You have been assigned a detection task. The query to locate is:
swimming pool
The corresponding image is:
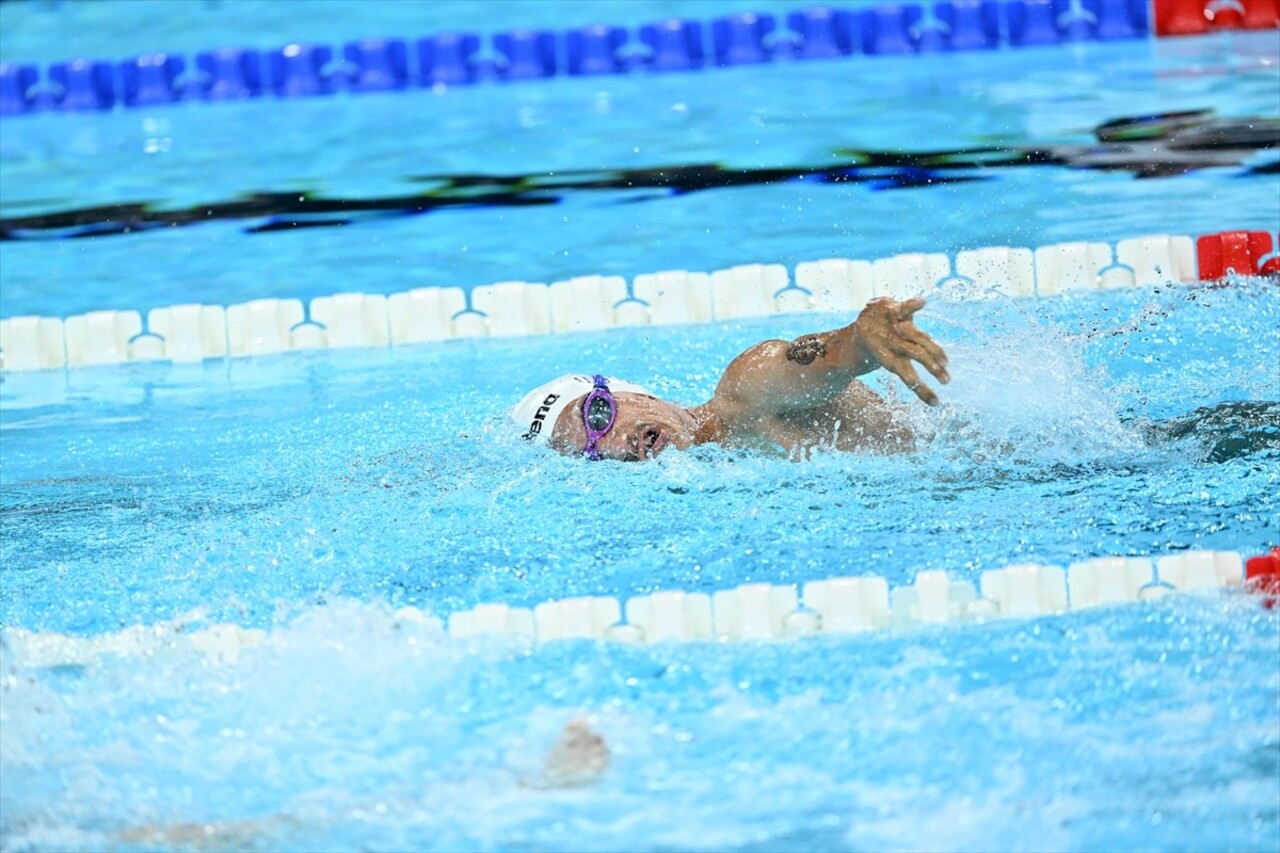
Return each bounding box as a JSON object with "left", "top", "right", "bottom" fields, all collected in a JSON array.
[{"left": 2, "top": 1, "right": 1279, "bottom": 850}]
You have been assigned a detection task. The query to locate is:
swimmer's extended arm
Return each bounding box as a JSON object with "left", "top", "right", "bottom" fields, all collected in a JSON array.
[{"left": 711, "top": 297, "right": 950, "bottom": 417}]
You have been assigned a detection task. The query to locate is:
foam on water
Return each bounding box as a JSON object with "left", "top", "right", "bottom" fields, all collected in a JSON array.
[{"left": 910, "top": 292, "right": 1141, "bottom": 468}]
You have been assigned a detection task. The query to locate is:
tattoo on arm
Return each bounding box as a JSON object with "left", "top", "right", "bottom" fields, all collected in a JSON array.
[{"left": 785, "top": 335, "right": 827, "bottom": 366}]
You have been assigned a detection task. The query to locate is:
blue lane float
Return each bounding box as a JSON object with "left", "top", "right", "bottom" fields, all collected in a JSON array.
[
  {"left": 344, "top": 38, "right": 410, "bottom": 92},
  {"left": 0, "top": 63, "right": 38, "bottom": 114},
  {"left": 640, "top": 18, "right": 706, "bottom": 71},
  {"left": 786, "top": 7, "right": 857, "bottom": 58},
  {"left": 862, "top": 5, "right": 917, "bottom": 55},
  {"left": 495, "top": 29, "right": 558, "bottom": 79},
  {"left": 196, "top": 48, "right": 264, "bottom": 100},
  {"left": 1009, "top": 0, "right": 1063, "bottom": 45},
  {"left": 268, "top": 44, "right": 334, "bottom": 98},
  {"left": 0, "top": 0, "right": 1159, "bottom": 116},
  {"left": 418, "top": 33, "right": 481, "bottom": 87},
  {"left": 937, "top": 1, "right": 1002, "bottom": 50},
  {"left": 566, "top": 24, "right": 629, "bottom": 76},
  {"left": 47, "top": 58, "right": 116, "bottom": 111},
  {"left": 712, "top": 12, "right": 776, "bottom": 66},
  {"left": 120, "top": 53, "right": 184, "bottom": 106}
]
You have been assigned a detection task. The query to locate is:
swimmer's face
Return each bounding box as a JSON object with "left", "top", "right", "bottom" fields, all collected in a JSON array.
[{"left": 549, "top": 393, "right": 697, "bottom": 461}]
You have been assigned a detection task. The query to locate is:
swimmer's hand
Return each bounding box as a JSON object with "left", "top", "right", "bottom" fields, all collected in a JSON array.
[
  {"left": 708, "top": 296, "right": 950, "bottom": 426},
  {"left": 851, "top": 297, "right": 950, "bottom": 406},
  {"left": 518, "top": 717, "right": 611, "bottom": 790}
]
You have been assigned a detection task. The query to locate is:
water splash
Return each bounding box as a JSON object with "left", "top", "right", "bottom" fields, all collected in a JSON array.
[{"left": 908, "top": 293, "right": 1143, "bottom": 470}]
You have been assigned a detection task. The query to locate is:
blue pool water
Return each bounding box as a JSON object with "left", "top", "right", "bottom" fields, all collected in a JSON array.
[
  {"left": 2, "top": 2, "right": 1279, "bottom": 851},
  {"left": 2, "top": 16, "right": 1277, "bottom": 316}
]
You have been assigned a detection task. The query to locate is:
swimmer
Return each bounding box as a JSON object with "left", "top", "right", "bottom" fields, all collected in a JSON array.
[
  {"left": 513, "top": 296, "right": 950, "bottom": 461},
  {"left": 114, "top": 817, "right": 280, "bottom": 850},
  {"left": 521, "top": 716, "right": 612, "bottom": 789},
  {"left": 108, "top": 717, "right": 611, "bottom": 847}
]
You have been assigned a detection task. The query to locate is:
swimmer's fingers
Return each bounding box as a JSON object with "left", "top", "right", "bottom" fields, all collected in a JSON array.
[
  {"left": 855, "top": 298, "right": 947, "bottom": 396},
  {"left": 894, "top": 296, "right": 927, "bottom": 321},
  {"left": 896, "top": 327, "right": 950, "bottom": 384},
  {"left": 887, "top": 296, "right": 949, "bottom": 384},
  {"left": 882, "top": 355, "right": 939, "bottom": 406}
]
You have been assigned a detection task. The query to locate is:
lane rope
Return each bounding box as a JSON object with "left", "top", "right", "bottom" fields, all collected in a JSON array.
[
  {"left": 2, "top": 228, "right": 1276, "bottom": 375},
  {"left": 0, "top": 0, "right": 1194, "bottom": 117},
  {"left": 4, "top": 548, "right": 1276, "bottom": 669}
]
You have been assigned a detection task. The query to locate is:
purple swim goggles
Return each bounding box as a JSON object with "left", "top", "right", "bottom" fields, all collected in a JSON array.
[{"left": 581, "top": 375, "right": 617, "bottom": 460}]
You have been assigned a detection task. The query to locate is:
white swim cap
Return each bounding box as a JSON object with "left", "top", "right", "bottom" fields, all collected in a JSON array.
[{"left": 513, "top": 374, "right": 649, "bottom": 443}]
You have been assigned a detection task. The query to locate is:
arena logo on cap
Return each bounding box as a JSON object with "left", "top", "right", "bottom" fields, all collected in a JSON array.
[{"left": 524, "top": 393, "right": 560, "bottom": 440}]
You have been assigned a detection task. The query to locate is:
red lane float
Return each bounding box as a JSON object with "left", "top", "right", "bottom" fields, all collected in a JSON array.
[
  {"left": 1240, "top": 0, "right": 1280, "bottom": 28},
  {"left": 1156, "top": 0, "right": 1280, "bottom": 34},
  {"left": 1245, "top": 547, "right": 1280, "bottom": 608},
  {"left": 1156, "top": 0, "right": 1212, "bottom": 34},
  {"left": 1196, "top": 230, "right": 1276, "bottom": 279}
]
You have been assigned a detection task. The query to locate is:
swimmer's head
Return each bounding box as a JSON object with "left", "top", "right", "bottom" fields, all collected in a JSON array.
[{"left": 513, "top": 374, "right": 698, "bottom": 461}]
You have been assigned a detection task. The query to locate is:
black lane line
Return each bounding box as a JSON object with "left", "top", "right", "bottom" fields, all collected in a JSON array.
[{"left": 2, "top": 113, "right": 1275, "bottom": 242}]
